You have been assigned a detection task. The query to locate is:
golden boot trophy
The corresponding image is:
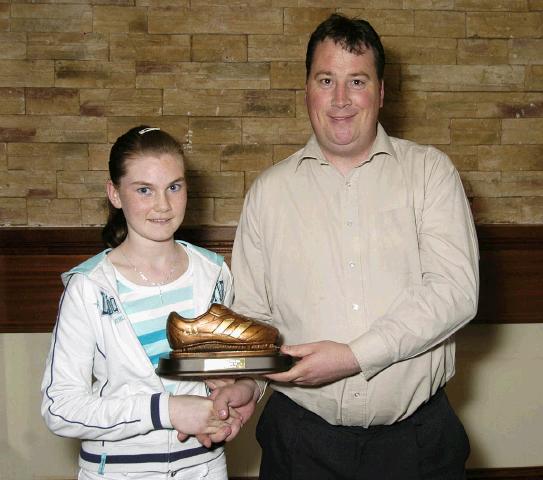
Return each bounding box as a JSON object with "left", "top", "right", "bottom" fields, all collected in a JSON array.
[{"left": 156, "top": 304, "right": 292, "bottom": 377}]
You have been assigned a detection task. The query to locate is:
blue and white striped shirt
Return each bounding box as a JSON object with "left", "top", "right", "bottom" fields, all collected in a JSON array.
[{"left": 115, "top": 253, "right": 195, "bottom": 394}]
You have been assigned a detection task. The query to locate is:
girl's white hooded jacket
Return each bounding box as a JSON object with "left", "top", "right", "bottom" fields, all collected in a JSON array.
[{"left": 41, "top": 241, "right": 233, "bottom": 475}]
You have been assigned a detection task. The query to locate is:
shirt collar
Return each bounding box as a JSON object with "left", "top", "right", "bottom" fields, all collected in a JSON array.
[{"left": 296, "top": 123, "right": 396, "bottom": 171}]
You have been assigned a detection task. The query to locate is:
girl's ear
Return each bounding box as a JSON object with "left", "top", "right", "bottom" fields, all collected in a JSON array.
[{"left": 106, "top": 180, "right": 122, "bottom": 209}]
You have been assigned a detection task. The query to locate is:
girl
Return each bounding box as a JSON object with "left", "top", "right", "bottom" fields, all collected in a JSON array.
[{"left": 41, "top": 126, "right": 260, "bottom": 480}]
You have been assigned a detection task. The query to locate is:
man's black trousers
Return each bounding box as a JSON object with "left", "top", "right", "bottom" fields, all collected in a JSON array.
[{"left": 257, "top": 388, "right": 470, "bottom": 480}]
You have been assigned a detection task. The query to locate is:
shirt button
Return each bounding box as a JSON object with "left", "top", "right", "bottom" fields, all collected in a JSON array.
[
  {"left": 346, "top": 182, "right": 352, "bottom": 188},
  {"left": 354, "top": 392, "right": 360, "bottom": 398},
  {"left": 347, "top": 220, "right": 353, "bottom": 227},
  {"left": 348, "top": 261, "right": 355, "bottom": 268},
  {"left": 352, "top": 303, "right": 359, "bottom": 311}
]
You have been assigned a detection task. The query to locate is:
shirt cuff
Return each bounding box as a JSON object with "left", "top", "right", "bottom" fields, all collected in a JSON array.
[
  {"left": 151, "top": 392, "right": 172, "bottom": 430},
  {"left": 349, "top": 328, "right": 393, "bottom": 381}
]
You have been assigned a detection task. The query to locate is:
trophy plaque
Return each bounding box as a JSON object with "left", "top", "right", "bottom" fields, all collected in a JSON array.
[{"left": 156, "top": 304, "right": 292, "bottom": 378}]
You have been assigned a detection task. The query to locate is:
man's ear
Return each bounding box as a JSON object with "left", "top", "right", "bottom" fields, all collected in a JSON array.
[
  {"left": 106, "top": 180, "right": 122, "bottom": 209},
  {"left": 379, "top": 79, "right": 384, "bottom": 108}
]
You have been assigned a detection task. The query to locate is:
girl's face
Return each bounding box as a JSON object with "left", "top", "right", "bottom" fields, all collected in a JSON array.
[{"left": 107, "top": 152, "right": 187, "bottom": 245}]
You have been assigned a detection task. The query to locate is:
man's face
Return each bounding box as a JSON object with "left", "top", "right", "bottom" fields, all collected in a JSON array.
[{"left": 305, "top": 38, "right": 384, "bottom": 166}]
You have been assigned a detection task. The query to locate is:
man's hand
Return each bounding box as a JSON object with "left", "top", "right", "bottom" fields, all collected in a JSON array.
[
  {"left": 204, "top": 377, "right": 235, "bottom": 391},
  {"left": 202, "top": 378, "right": 260, "bottom": 442},
  {"left": 210, "top": 378, "right": 260, "bottom": 421},
  {"left": 265, "top": 341, "right": 361, "bottom": 386}
]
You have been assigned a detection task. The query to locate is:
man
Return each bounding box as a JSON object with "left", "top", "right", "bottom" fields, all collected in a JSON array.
[{"left": 231, "top": 13, "right": 479, "bottom": 480}]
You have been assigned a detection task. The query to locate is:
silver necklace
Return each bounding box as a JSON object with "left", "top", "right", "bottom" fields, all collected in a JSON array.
[{"left": 119, "top": 246, "right": 178, "bottom": 291}]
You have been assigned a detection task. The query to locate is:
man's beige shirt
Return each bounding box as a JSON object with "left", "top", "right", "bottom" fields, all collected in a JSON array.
[{"left": 232, "top": 124, "right": 479, "bottom": 427}]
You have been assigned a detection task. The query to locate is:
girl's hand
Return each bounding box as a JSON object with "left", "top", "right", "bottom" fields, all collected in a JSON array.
[{"left": 168, "top": 395, "right": 241, "bottom": 448}]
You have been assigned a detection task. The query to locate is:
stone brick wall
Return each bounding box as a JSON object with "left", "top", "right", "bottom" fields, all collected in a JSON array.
[{"left": 0, "top": 1, "right": 542, "bottom": 226}]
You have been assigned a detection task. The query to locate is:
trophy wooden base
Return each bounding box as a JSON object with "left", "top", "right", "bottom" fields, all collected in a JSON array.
[{"left": 156, "top": 351, "right": 293, "bottom": 378}]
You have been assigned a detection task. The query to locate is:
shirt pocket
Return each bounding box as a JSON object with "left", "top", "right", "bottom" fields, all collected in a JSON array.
[{"left": 370, "top": 206, "right": 419, "bottom": 273}]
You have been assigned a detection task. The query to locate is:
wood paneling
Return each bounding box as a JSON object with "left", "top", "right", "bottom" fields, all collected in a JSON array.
[
  {"left": 20, "top": 467, "right": 543, "bottom": 480},
  {"left": 231, "top": 468, "right": 543, "bottom": 480},
  {"left": 0, "top": 225, "right": 542, "bottom": 333},
  {"left": 475, "top": 225, "right": 543, "bottom": 325},
  {"left": 466, "top": 467, "right": 543, "bottom": 479},
  {"left": 0, "top": 226, "right": 234, "bottom": 333}
]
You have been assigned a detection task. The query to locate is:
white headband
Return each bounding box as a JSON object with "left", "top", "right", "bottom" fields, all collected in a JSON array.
[{"left": 138, "top": 127, "right": 160, "bottom": 135}]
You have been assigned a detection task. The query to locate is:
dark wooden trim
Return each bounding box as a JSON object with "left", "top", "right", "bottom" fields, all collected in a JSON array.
[
  {"left": 474, "top": 225, "right": 543, "bottom": 325},
  {"left": 1, "top": 225, "right": 542, "bottom": 333},
  {"left": 476, "top": 224, "right": 543, "bottom": 250},
  {"left": 47, "top": 468, "right": 543, "bottom": 480},
  {"left": 2, "top": 224, "right": 539, "bottom": 253},
  {"left": 466, "top": 466, "right": 543, "bottom": 479},
  {"left": 0, "top": 226, "right": 235, "bottom": 333},
  {"left": 231, "top": 469, "right": 543, "bottom": 480},
  {"left": 0, "top": 226, "right": 235, "bottom": 255}
]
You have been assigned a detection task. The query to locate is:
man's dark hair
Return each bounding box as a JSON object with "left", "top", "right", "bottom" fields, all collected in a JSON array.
[{"left": 306, "top": 13, "right": 385, "bottom": 81}]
